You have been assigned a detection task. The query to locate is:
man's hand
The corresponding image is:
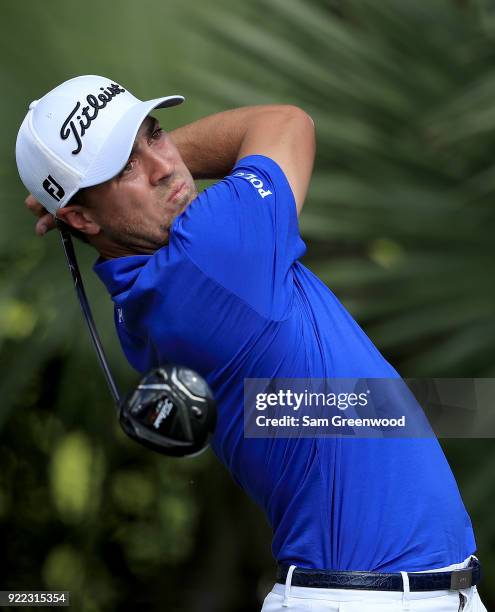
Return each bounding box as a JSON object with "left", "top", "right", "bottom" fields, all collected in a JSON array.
[{"left": 25, "top": 194, "right": 56, "bottom": 235}]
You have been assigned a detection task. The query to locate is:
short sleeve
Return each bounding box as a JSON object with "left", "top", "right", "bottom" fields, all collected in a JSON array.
[{"left": 170, "top": 155, "right": 306, "bottom": 320}]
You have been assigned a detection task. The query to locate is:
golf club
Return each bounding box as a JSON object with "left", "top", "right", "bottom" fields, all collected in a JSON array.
[{"left": 56, "top": 220, "right": 217, "bottom": 457}]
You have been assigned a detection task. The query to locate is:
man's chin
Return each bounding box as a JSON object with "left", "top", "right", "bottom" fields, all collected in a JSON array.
[{"left": 179, "top": 188, "right": 198, "bottom": 214}]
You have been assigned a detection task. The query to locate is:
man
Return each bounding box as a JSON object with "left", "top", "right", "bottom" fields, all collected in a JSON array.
[{"left": 17, "top": 75, "right": 486, "bottom": 611}]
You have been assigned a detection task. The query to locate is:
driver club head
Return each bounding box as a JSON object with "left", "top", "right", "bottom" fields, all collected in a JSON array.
[{"left": 119, "top": 364, "right": 217, "bottom": 457}]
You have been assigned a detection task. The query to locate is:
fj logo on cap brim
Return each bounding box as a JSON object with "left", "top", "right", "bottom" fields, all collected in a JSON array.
[{"left": 42, "top": 174, "right": 65, "bottom": 202}]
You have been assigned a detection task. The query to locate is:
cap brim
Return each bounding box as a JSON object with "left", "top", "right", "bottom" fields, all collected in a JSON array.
[{"left": 79, "top": 95, "right": 184, "bottom": 188}]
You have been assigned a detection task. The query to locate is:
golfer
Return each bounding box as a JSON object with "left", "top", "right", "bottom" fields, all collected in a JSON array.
[{"left": 17, "top": 75, "right": 487, "bottom": 611}]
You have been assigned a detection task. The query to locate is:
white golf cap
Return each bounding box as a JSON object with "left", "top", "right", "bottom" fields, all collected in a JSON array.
[{"left": 15, "top": 75, "right": 184, "bottom": 214}]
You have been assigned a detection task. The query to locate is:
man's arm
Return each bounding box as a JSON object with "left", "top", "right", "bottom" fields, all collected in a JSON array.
[{"left": 169, "top": 105, "right": 315, "bottom": 215}]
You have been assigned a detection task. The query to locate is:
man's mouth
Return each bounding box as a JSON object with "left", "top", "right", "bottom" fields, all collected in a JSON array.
[{"left": 168, "top": 182, "right": 186, "bottom": 202}]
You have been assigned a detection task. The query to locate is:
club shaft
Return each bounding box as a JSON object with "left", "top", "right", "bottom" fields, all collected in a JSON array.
[{"left": 57, "top": 222, "right": 121, "bottom": 408}]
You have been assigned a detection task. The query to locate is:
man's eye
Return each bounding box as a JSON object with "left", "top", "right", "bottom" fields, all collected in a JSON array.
[
  {"left": 119, "top": 159, "right": 135, "bottom": 176},
  {"left": 151, "top": 127, "right": 163, "bottom": 140}
]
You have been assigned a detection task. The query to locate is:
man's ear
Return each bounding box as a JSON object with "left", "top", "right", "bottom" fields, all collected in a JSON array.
[{"left": 56, "top": 205, "right": 101, "bottom": 236}]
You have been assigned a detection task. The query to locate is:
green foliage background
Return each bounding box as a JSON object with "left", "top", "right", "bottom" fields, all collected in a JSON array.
[{"left": 0, "top": 0, "right": 493, "bottom": 610}]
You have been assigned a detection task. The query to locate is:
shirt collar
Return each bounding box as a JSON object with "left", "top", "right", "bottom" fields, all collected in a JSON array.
[{"left": 93, "top": 254, "right": 151, "bottom": 299}]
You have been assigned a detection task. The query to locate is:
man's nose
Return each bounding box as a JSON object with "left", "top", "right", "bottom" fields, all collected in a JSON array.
[{"left": 147, "top": 150, "right": 173, "bottom": 186}]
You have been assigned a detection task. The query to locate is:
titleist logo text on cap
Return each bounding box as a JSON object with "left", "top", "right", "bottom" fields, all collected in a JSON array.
[{"left": 60, "top": 83, "right": 126, "bottom": 155}]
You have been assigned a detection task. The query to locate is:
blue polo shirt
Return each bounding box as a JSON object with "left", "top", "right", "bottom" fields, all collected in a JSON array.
[{"left": 94, "top": 155, "right": 476, "bottom": 572}]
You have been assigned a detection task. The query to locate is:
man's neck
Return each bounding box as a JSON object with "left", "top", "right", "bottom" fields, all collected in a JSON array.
[{"left": 92, "top": 236, "right": 164, "bottom": 260}]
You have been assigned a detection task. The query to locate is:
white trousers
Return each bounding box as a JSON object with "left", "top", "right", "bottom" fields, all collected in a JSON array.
[{"left": 261, "top": 555, "right": 488, "bottom": 611}]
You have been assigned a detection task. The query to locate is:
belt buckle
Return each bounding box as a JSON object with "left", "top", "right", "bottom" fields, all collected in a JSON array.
[{"left": 450, "top": 568, "right": 472, "bottom": 590}]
